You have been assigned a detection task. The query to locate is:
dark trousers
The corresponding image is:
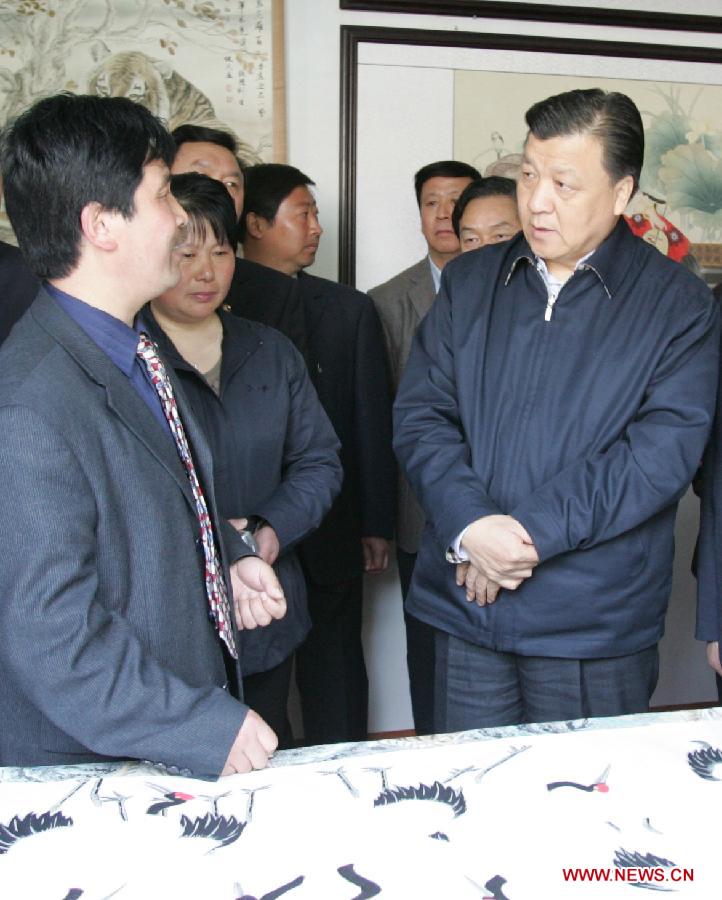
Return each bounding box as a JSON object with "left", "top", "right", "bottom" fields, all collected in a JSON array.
[
  {"left": 295, "top": 574, "right": 368, "bottom": 745},
  {"left": 434, "top": 628, "right": 659, "bottom": 733},
  {"left": 717, "top": 673, "right": 722, "bottom": 703},
  {"left": 397, "top": 547, "right": 436, "bottom": 736},
  {"left": 242, "top": 654, "right": 294, "bottom": 750}
]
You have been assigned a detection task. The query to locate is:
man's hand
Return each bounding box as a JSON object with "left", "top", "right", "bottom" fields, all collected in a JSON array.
[
  {"left": 221, "top": 709, "right": 278, "bottom": 775},
  {"left": 230, "top": 556, "right": 286, "bottom": 630},
  {"left": 362, "top": 536, "right": 389, "bottom": 574},
  {"left": 706, "top": 641, "right": 722, "bottom": 677},
  {"left": 461, "top": 515, "right": 539, "bottom": 590},
  {"left": 255, "top": 525, "right": 280, "bottom": 565},
  {"left": 455, "top": 562, "right": 500, "bottom": 606},
  {"left": 228, "top": 518, "right": 279, "bottom": 565}
]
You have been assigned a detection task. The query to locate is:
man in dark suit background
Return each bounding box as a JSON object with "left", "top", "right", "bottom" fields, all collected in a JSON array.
[
  {"left": 171, "top": 124, "right": 246, "bottom": 217},
  {"left": 0, "top": 239, "right": 39, "bottom": 345},
  {"left": 369, "top": 159, "right": 478, "bottom": 735},
  {"left": 451, "top": 176, "right": 521, "bottom": 253},
  {"left": 1, "top": 175, "right": 40, "bottom": 346},
  {"left": 0, "top": 93, "right": 286, "bottom": 777},
  {"left": 238, "top": 163, "right": 396, "bottom": 744}
]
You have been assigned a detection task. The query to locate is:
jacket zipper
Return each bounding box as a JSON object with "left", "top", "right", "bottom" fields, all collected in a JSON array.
[{"left": 544, "top": 289, "right": 559, "bottom": 322}]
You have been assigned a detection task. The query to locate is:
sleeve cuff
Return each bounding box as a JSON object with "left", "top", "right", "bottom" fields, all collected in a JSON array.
[
  {"left": 219, "top": 518, "right": 256, "bottom": 563},
  {"left": 511, "top": 505, "right": 568, "bottom": 562},
  {"left": 446, "top": 525, "right": 471, "bottom": 563}
]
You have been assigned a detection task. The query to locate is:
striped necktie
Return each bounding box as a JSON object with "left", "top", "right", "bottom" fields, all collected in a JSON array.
[{"left": 136, "top": 332, "right": 237, "bottom": 659}]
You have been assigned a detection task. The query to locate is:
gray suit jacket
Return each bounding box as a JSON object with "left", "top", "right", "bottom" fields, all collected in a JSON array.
[
  {"left": 0, "top": 290, "right": 249, "bottom": 778},
  {"left": 370, "top": 257, "right": 436, "bottom": 553}
]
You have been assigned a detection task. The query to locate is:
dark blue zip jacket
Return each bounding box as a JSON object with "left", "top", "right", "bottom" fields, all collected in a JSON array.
[
  {"left": 143, "top": 308, "right": 342, "bottom": 675},
  {"left": 394, "top": 219, "right": 719, "bottom": 658},
  {"left": 695, "top": 288, "right": 722, "bottom": 648}
]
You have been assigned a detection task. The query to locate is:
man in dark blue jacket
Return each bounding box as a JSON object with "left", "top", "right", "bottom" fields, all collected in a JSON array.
[
  {"left": 395, "top": 88, "right": 720, "bottom": 732},
  {"left": 696, "top": 283, "right": 722, "bottom": 702}
]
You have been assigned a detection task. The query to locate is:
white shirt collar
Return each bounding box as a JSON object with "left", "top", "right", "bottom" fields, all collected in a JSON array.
[
  {"left": 534, "top": 249, "right": 595, "bottom": 292},
  {"left": 428, "top": 256, "right": 442, "bottom": 294}
]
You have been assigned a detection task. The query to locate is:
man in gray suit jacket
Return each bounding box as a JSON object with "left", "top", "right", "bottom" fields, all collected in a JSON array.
[
  {"left": 370, "top": 160, "right": 478, "bottom": 735},
  {"left": 0, "top": 94, "right": 286, "bottom": 778}
]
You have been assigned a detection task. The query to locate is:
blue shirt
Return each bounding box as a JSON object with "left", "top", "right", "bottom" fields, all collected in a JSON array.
[{"left": 45, "top": 284, "right": 171, "bottom": 438}]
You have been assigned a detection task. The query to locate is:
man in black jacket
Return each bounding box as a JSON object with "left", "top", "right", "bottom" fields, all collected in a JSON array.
[
  {"left": 238, "top": 163, "right": 396, "bottom": 744},
  {"left": 0, "top": 239, "right": 40, "bottom": 346}
]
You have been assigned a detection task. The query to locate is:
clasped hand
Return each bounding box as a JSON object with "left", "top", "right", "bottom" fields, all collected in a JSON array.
[
  {"left": 228, "top": 517, "right": 286, "bottom": 629},
  {"left": 229, "top": 556, "right": 286, "bottom": 629},
  {"left": 456, "top": 515, "right": 539, "bottom": 606},
  {"left": 707, "top": 641, "right": 722, "bottom": 677}
]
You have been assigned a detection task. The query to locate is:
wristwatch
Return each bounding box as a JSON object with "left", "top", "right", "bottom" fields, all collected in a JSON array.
[
  {"left": 244, "top": 515, "right": 267, "bottom": 535},
  {"left": 239, "top": 529, "right": 259, "bottom": 555}
]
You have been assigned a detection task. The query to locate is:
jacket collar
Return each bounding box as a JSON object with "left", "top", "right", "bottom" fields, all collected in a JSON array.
[
  {"left": 408, "top": 256, "right": 432, "bottom": 284},
  {"left": 409, "top": 257, "right": 437, "bottom": 321},
  {"left": 31, "top": 287, "right": 131, "bottom": 387},
  {"left": 30, "top": 291, "right": 203, "bottom": 511},
  {"left": 139, "top": 305, "right": 263, "bottom": 392},
  {"left": 138, "top": 304, "right": 195, "bottom": 375},
  {"left": 504, "top": 217, "right": 637, "bottom": 299},
  {"left": 296, "top": 270, "right": 328, "bottom": 337},
  {"left": 296, "top": 269, "right": 324, "bottom": 299}
]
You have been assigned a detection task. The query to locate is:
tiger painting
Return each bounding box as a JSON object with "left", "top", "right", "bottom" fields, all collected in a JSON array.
[{"left": 86, "top": 51, "right": 263, "bottom": 167}]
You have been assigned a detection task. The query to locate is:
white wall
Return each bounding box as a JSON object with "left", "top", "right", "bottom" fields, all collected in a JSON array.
[
  {"left": 283, "top": 0, "right": 720, "bottom": 731},
  {"left": 356, "top": 64, "right": 455, "bottom": 290}
]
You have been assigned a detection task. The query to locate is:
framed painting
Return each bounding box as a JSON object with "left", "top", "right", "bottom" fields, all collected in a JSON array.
[
  {"left": 0, "top": 0, "right": 286, "bottom": 244},
  {"left": 340, "top": 26, "right": 722, "bottom": 289},
  {"left": 339, "top": 1, "right": 722, "bottom": 34}
]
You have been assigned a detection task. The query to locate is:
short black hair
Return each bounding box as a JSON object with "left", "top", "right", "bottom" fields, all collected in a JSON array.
[
  {"left": 171, "top": 124, "right": 242, "bottom": 165},
  {"left": 452, "top": 176, "right": 517, "bottom": 238},
  {"left": 413, "top": 160, "right": 481, "bottom": 207},
  {"left": 170, "top": 173, "right": 238, "bottom": 253},
  {"left": 239, "top": 163, "right": 315, "bottom": 240},
  {"left": 525, "top": 89, "right": 644, "bottom": 194},
  {"left": 1, "top": 93, "right": 174, "bottom": 279}
]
